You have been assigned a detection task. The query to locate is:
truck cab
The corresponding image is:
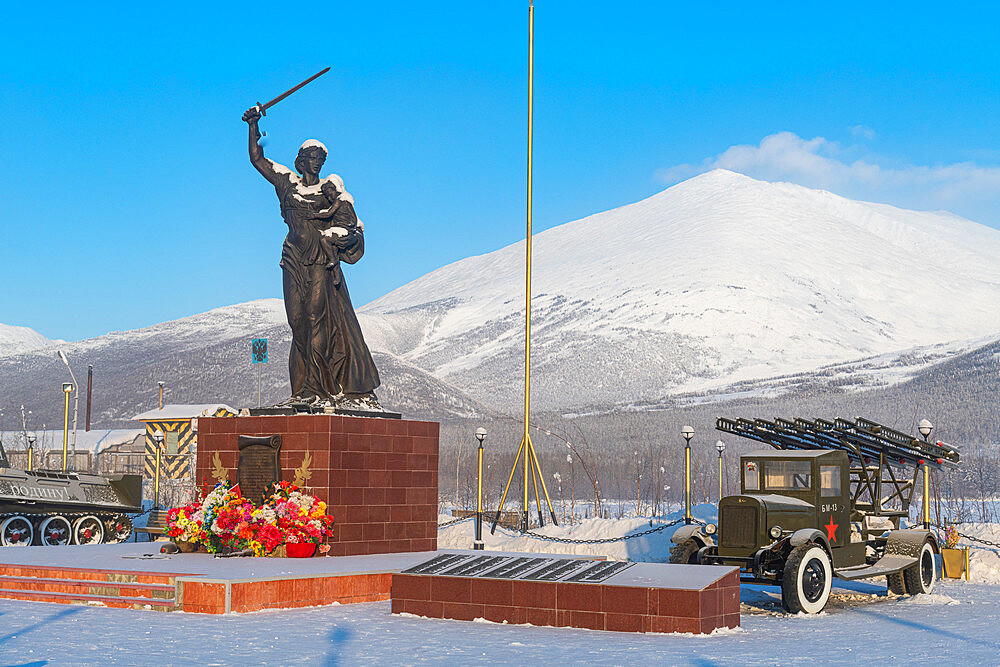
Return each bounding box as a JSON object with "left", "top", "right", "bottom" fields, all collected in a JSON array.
[
  {"left": 716, "top": 449, "right": 863, "bottom": 570},
  {"left": 671, "top": 446, "right": 938, "bottom": 613}
]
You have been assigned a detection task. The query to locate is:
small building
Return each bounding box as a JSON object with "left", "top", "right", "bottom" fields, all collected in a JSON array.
[
  {"left": 0, "top": 429, "right": 144, "bottom": 473},
  {"left": 133, "top": 404, "right": 237, "bottom": 480}
]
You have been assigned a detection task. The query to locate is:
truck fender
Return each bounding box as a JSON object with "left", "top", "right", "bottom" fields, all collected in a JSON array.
[
  {"left": 885, "top": 528, "right": 938, "bottom": 557},
  {"left": 789, "top": 528, "right": 831, "bottom": 554},
  {"left": 697, "top": 545, "right": 718, "bottom": 564},
  {"left": 670, "top": 524, "right": 714, "bottom": 547}
]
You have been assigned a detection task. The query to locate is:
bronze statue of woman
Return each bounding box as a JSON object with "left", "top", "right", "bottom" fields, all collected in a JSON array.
[{"left": 242, "top": 106, "right": 381, "bottom": 410}]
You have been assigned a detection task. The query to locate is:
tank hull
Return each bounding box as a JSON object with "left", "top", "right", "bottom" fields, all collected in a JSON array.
[{"left": 0, "top": 468, "right": 142, "bottom": 546}]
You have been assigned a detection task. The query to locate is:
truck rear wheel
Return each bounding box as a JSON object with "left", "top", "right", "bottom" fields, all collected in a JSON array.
[
  {"left": 901, "top": 540, "right": 936, "bottom": 595},
  {"left": 668, "top": 539, "right": 700, "bottom": 564},
  {"left": 782, "top": 544, "right": 832, "bottom": 614},
  {"left": 886, "top": 572, "right": 907, "bottom": 595}
]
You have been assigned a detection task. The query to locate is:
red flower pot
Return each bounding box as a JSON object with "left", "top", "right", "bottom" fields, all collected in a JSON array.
[{"left": 286, "top": 542, "right": 317, "bottom": 558}]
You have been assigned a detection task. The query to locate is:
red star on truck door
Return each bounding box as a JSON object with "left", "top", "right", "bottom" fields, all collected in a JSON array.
[{"left": 824, "top": 515, "right": 838, "bottom": 543}]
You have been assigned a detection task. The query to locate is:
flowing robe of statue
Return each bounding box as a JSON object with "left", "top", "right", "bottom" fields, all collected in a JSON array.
[
  {"left": 244, "top": 107, "right": 380, "bottom": 406},
  {"left": 273, "top": 166, "right": 380, "bottom": 402}
]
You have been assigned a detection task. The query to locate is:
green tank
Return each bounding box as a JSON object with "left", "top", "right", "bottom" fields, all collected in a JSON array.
[{"left": 0, "top": 440, "right": 142, "bottom": 546}]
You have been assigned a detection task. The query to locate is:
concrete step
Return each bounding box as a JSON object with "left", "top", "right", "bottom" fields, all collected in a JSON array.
[
  {"left": 0, "top": 587, "right": 179, "bottom": 611},
  {"left": 0, "top": 574, "right": 175, "bottom": 601},
  {"left": 0, "top": 564, "right": 179, "bottom": 586}
]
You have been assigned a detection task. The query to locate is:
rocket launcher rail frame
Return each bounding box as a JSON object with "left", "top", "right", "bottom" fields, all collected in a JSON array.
[{"left": 716, "top": 416, "right": 960, "bottom": 472}]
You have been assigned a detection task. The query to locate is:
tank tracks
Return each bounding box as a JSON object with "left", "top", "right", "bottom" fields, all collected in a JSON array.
[{"left": 0, "top": 511, "right": 133, "bottom": 547}]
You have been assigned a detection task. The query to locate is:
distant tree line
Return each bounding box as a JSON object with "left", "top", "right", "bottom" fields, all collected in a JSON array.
[{"left": 438, "top": 339, "right": 1000, "bottom": 520}]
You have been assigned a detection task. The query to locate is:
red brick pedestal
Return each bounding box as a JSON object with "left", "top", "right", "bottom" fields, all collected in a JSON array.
[
  {"left": 196, "top": 414, "right": 438, "bottom": 556},
  {"left": 391, "top": 556, "right": 740, "bottom": 634}
]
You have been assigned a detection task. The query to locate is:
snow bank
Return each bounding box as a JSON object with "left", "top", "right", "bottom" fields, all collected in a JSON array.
[
  {"left": 438, "top": 504, "right": 718, "bottom": 561},
  {"left": 968, "top": 550, "right": 1000, "bottom": 585},
  {"left": 905, "top": 593, "right": 961, "bottom": 605}
]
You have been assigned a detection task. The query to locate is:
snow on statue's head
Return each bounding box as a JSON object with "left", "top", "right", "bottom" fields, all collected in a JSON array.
[{"left": 294, "top": 139, "right": 329, "bottom": 175}]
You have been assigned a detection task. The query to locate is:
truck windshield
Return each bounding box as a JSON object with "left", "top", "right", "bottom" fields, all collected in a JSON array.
[{"left": 764, "top": 460, "right": 811, "bottom": 491}]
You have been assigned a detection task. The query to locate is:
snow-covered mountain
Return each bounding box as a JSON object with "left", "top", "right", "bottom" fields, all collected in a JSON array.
[
  {"left": 0, "top": 323, "right": 62, "bottom": 356},
  {"left": 4, "top": 170, "right": 998, "bottom": 424},
  {"left": 361, "top": 170, "right": 1000, "bottom": 411},
  {"left": 0, "top": 300, "right": 488, "bottom": 427}
]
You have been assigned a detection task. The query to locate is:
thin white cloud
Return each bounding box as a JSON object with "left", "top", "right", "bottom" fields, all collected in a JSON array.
[
  {"left": 849, "top": 124, "right": 876, "bottom": 140},
  {"left": 657, "top": 132, "right": 1000, "bottom": 226}
]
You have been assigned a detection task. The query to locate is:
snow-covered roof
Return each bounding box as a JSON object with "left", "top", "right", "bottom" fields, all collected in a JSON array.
[
  {"left": 133, "top": 404, "right": 236, "bottom": 421},
  {"left": 745, "top": 449, "right": 835, "bottom": 458},
  {"left": 0, "top": 429, "right": 143, "bottom": 456}
]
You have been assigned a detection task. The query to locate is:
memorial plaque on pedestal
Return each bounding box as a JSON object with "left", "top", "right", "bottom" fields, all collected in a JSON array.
[{"left": 237, "top": 434, "right": 282, "bottom": 502}]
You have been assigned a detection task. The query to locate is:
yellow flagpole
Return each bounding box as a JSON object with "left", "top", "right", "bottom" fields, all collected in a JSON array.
[
  {"left": 521, "top": 0, "right": 534, "bottom": 531},
  {"left": 490, "top": 1, "right": 557, "bottom": 534}
]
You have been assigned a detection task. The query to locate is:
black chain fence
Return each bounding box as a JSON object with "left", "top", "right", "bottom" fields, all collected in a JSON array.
[
  {"left": 520, "top": 519, "right": 686, "bottom": 544},
  {"left": 924, "top": 521, "right": 1000, "bottom": 554},
  {"left": 440, "top": 514, "right": 1000, "bottom": 550},
  {"left": 953, "top": 530, "right": 1000, "bottom": 550},
  {"left": 437, "top": 516, "right": 703, "bottom": 545},
  {"left": 436, "top": 516, "right": 475, "bottom": 529}
]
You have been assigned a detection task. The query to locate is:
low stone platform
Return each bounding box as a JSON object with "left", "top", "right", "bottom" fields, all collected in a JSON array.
[
  {"left": 392, "top": 552, "right": 740, "bottom": 634},
  {"left": 0, "top": 545, "right": 741, "bottom": 630},
  {"left": 0, "top": 543, "right": 435, "bottom": 614}
]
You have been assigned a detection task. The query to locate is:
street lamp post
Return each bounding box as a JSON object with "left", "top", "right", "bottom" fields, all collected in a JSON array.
[
  {"left": 61, "top": 382, "right": 73, "bottom": 472},
  {"left": 918, "top": 419, "right": 934, "bottom": 530},
  {"left": 57, "top": 351, "right": 78, "bottom": 470},
  {"left": 716, "top": 440, "right": 726, "bottom": 501},
  {"left": 153, "top": 429, "right": 165, "bottom": 508},
  {"left": 682, "top": 425, "right": 694, "bottom": 525},
  {"left": 27, "top": 434, "right": 36, "bottom": 472},
  {"left": 474, "top": 428, "right": 487, "bottom": 550}
]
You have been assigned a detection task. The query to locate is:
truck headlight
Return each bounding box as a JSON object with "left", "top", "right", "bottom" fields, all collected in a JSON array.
[
  {"left": 704, "top": 523, "right": 717, "bottom": 535},
  {"left": 769, "top": 525, "right": 782, "bottom": 539}
]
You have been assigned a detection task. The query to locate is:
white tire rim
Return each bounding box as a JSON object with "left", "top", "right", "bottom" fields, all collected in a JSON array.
[
  {"left": 796, "top": 545, "right": 832, "bottom": 614},
  {"left": 915, "top": 542, "right": 936, "bottom": 594},
  {"left": 39, "top": 516, "right": 72, "bottom": 546},
  {"left": 73, "top": 515, "right": 105, "bottom": 545},
  {"left": 1, "top": 516, "right": 33, "bottom": 546}
]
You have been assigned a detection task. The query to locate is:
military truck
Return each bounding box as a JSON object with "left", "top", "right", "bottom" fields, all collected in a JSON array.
[
  {"left": 0, "top": 439, "right": 141, "bottom": 546},
  {"left": 670, "top": 417, "right": 960, "bottom": 614}
]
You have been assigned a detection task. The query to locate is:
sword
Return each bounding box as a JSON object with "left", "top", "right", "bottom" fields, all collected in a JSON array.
[{"left": 256, "top": 67, "right": 330, "bottom": 116}]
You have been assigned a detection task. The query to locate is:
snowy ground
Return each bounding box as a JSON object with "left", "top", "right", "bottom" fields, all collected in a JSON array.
[
  {"left": 436, "top": 503, "right": 718, "bottom": 562},
  {"left": 1, "top": 579, "right": 997, "bottom": 665},
  {"left": 1, "top": 509, "right": 999, "bottom": 665}
]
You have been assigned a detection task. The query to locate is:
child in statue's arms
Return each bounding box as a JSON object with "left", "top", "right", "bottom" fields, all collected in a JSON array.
[{"left": 316, "top": 180, "right": 360, "bottom": 269}]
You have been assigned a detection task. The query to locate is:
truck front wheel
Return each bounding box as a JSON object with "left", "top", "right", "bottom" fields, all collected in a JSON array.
[
  {"left": 668, "top": 539, "right": 700, "bottom": 564},
  {"left": 781, "top": 544, "right": 832, "bottom": 614}
]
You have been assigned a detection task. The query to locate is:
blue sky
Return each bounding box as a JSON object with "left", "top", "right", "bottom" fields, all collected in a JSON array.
[{"left": 2, "top": 2, "right": 998, "bottom": 341}]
